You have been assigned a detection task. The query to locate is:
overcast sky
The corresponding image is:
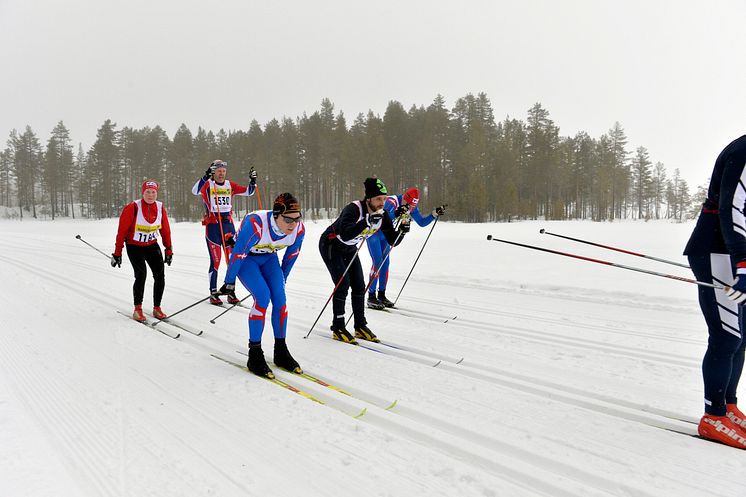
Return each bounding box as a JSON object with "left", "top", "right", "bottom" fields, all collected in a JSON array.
[{"left": 1, "top": 0, "right": 745, "bottom": 188}]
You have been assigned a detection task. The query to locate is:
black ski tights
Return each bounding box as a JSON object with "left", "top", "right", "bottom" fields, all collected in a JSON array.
[{"left": 126, "top": 243, "right": 165, "bottom": 306}]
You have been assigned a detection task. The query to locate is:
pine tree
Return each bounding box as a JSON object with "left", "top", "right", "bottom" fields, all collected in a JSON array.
[{"left": 630, "top": 146, "right": 652, "bottom": 219}]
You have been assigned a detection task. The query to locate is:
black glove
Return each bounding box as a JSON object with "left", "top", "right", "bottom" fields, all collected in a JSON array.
[
  {"left": 219, "top": 282, "right": 236, "bottom": 295},
  {"left": 394, "top": 205, "right": 408, "bottom": 217},
  {"left": 110, "top": 254, "right": 122, "bottom": 268},
  {"left": 398, "top": 220, "right": 411, "bottom": 234},
  {"left": 367, "top": 211, "right": 384, "bottom": 225},
  {"left": 204, "top": 163, "right": 217, "bottom": 180},
  {"left": 164, "top": 254, "right": 173, "bottom": 266},
  {"left": 249, "top": 167, "right": 257, "bottom": 185},
  {"left": 433, "top": 205, "right": 447, "bottom": 217},
  {"left": 224, "top": 233, "right": 236, "bottom": 247}
]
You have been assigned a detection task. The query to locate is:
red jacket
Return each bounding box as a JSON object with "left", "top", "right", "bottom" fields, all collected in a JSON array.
[{"left": 114, "top": 200, "right": 173, "bottom": 257}]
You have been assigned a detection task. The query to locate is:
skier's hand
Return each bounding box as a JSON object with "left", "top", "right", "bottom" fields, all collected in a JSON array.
[
  {"left": 219, "top": 282, "right": 235, "bottom": 295},
  {"left": 398, "top": 219, "right": 411, "bottom": 234},
  {"left": 394, "top": 205, "right": 408, "bottom": 217},
  {"left": 204, "top": 163, "right": 217, "bottom": 180},
  {"left": 224, "top": 233, "right": 236, "bottom": 247},
  {"left": 110, "top": 254, "right": 122, "bottom": 268},
  {"left": 726, "top": 276, "right": 746, "bottom": 304},
  {"left": 249, "top": 167, "right": 258, "bottom": 185},
  {"left": 433, "top": 204, "right": 447, "bottom": 217},
  {"left": 367, "top": 210, "right": 384, "bottom": 225},
  {"left": 164, "top": 254, "right": 173, "bottom": 266}
]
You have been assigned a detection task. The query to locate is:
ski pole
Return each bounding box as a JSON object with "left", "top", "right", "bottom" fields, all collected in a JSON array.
[
  {"left": 209, "top": 294, "right": 252, "bottom": 324},
  {"left": 304, "top": 237, "right": 367, "bottom": 339},
  {"left": 539, "top": 228, "right": 690, "bottom": 269},
  {"left": 393, "top": 216, "right": 440, "bottom": 306},
  {"left": 486, "top": 235, "right": 724, "bottom": 290},
  {"left": 253, "top": 168, "right": 263, "bottom": 209},
  {"left": 151, "top": 295, "right": 212, "bottom": 326},
  {"left": 345, "top": 228, "right": 405, "bottom": 326},
  {"left": 75, "top": 234, "right": 111, "bottom": 260}
]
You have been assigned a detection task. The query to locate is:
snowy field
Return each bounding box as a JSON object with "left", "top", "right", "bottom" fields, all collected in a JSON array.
[{"left": 1, "top": 216, "right": 744, "bottom": 497}]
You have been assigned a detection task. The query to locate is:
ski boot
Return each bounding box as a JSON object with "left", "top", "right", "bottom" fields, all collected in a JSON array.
[
  {"left": 226, "top": 291, "right": 240, "bottom": 305},
  {"left": 132, "top": 304, "right": 146, "bottom": 322},
  {"left": 209, "top": 291, "right": 223, "bottom": 306},
  {"left": 247, "top": 342, "right": 274, "bottom": 379},
  {"left": 727, "top": 404, "right": 746, "bottom": 430},
  {"left": 330, "top": 325, "right": 358, "bottom": 345},
  {"left": 367, "top": 293, "right": 385, "bottom": 310},
  {"left": 698, "top": 413, "right": 746, "bottom": 449},
  {"left": 377, "top": 291, "right": 395, "bottom": 308},
  {"left": 152, "top": 306, "right": 168, "bottom": 320},
  {"left": 354, "top": 324, "right": 380, "bottom": 343},
  {"left": 273, "top": 338, "right": 302, "bottom": 374}
]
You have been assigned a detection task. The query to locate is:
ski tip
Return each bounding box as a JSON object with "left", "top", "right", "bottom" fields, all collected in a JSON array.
[
  {"left": 432, "top": 360, "right": 442, "bottom": 367},
  {"left": 353, "top": 407, "right": 368, "bottom": 419},
  {"left": 486, "top": 234, "right": 492, "bottom": 240},
  {"left": 385, "top": 399, "right": 398, "bottom": 410},
  {"left": 455, "top": 357, "right": 465, "bottom": 365},
  {"left": 197, "top": 330, "right": 204, "bottom": 336}
]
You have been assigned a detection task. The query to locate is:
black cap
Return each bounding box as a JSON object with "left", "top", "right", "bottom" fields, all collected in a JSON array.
[
  {"left": 364, "top": 177, "right": 388, "bottom": 199},
  {"left": 273, "top": 192, "right": 301, "bottom": 215}
]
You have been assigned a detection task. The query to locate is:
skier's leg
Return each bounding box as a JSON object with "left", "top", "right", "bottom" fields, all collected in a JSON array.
[
  {"left": 144, "top": 244, "right": 165, "bottom": 307},
  {"left": 237, "top": 257, "right": 270, "bottom": 343},
  {"left": 126, "top": 244, "right": 147, "bottom": 306}
]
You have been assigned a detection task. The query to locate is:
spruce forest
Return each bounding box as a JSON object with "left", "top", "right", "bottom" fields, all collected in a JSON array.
[{"left": 0, "top": 94, "right": 697, "bottom": 222}]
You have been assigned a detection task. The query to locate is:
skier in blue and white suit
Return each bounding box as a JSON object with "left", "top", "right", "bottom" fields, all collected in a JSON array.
[
  {"left": 684, "top": 134, "right": 746, "bottom": 448},
  {"left": 219, "top": 192, "right": 304, "bottom": 379},
  {"left": 366, "top": 187, "right": 446, "bottom": 309}
]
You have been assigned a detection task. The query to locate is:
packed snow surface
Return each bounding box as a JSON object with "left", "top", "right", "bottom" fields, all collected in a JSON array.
[{"left": 1, "top": 217, "right": 744, "bottom": 497}]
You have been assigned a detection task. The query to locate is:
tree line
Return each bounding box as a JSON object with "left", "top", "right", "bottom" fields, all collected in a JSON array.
[{"left": 1, "top": 94, "right": 699, "bottom": 222}]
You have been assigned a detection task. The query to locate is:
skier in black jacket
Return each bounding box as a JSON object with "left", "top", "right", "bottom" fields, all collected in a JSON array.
[
  {"left": 684, "top": 134, "right": 746, "bottom": 448},
  {"left": 319, "top": 177, "right": 408, "bottom": 344}
]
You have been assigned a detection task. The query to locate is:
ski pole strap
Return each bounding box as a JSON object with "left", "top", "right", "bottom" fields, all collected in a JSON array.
[
  {"left": 539, "top": 228, "right": 690, "bottom": 269},
  {"left": 486, "top": 235, "right": 723, "bottom": 290}
]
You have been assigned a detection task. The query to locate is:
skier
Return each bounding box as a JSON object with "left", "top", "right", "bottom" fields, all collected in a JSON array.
[
  {"left": 111, "top": 180, "right": 173, "bottom": 322},
  {"left": 366, "top": 187, "right": 446, "bottom": 309},
  {"left": 319, "top": 177, "right": 408, "bottom": 345},
  {"left": 192, "top": 160, "right": 256, "bottom": 306},
  {"left": 218, "top": 193, "right": 305, "bottom": 378},
  {"left": 684, "top": 134, "right": 746, "bottom": 449}
]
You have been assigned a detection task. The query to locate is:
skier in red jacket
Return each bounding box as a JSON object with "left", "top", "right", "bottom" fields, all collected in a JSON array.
[{"left": 112, "top": 180, "right": 173, "bottom": 322}]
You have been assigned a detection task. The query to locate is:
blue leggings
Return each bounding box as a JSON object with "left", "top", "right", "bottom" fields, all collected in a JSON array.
[
  {"left": 367, "top": 233, "right": 392, "bottom": 294},
  {"left": 689, "top": 254, "right": 746, "bottom": 415},
  {"left": 236, "top": 253, "right": 288, "bottom": 343},
  {"left": 204, "top": 221, "right": 235, "bottom": 292}
]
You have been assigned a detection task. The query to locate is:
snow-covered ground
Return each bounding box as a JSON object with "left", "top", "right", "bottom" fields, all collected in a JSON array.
[{"left": 1, "top": 216, "right": 744, "bottom": 497}]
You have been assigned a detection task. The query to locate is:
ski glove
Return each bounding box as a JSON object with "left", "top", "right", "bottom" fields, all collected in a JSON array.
[
  {"left": 727, "top": 276, "right": 746, "bottom": 304},
  {"left": 433, "top": 205, "right": 447, "bottom": 217},
  {"left": 224, "top": 233, "right": 236, "bottom": 247},
  {"left": 204, "top": 164, "right": 217, "bottom": 180},
  {"left": 394, "top": 205, "right": 408, "bottom": 217},
  {"left": 398, "top": 219, "right": 411, "bottom": 234},
  {"left": 110, "top": 254, "right": 122, "bottom": 268},
  {"left": 367, "top": 210, "right": 384, "bottom": 225},
  {"left": 249, "top": 167, "right": 257, "bottom": 185},
  {"left": 164, "top": 254, "right": 173, "bottom": 266},
  {"left": 219, "top": 282, "right": 235, "bottom": 295}
]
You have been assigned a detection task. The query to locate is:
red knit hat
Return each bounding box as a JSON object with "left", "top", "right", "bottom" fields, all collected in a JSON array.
[
  {"left": 403, "top": 187, "right": 419, "bottom": 207},
  {"left": 142, "top": 180, "right": 159, "bottom": 194}
]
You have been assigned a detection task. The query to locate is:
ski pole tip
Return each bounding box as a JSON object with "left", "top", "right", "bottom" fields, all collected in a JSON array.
[
  {"left": 539, "top": 228, "right": 545, "bottom": 234},
  {"left": 486, "top": 235, "right": 492, "bottom": 240}
]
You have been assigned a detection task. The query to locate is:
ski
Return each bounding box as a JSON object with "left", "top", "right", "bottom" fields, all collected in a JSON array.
[
  {"left": 211, "top": 354, "right": 324, "bottom": 404},
  {"left": 116, "top": 310, "right": 180, "bottom": 339},
  {"left": 150, "top": 315, "right": 203, "bottom": 336}
]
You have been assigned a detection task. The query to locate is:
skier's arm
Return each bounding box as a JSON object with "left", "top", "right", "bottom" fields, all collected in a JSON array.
[
  {"left": 336, "top": 203, "right": 370, "bottom": 242},
  {"left": 230, "top": 181, "right": 256, "bottom": 197},
  {"left": 192, "top": 177, "right": 207, "bottom": 196},
  {"left": 281, "top": 224, "right": 305, "bottom": 281},
  {"left": 224, "top": 214, "right": 262, "bottom": 283},
  {"left": 113, "top": 203, "right": 136, "bottom": 256},
  {"left": 410, "top": 206, "right": 435, "bottom": 227},
  {"left": 160, "top": 205, "right": 173, "bottom": 256},
  {"left": 718, "top": 157, "right": 746, "bottom": 261}
]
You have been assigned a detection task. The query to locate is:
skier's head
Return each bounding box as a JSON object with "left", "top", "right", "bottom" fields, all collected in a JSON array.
[
  {"left": 273, "top": 192, "right": 302, "bottom": 234},
  {"left": 210, "top": 160, "right": 228, "bottom": 182},
  {"left": 141, "top": 180, "right": 159, "bottom": 203},
  {"left": 364, "top": 177, "right": 388, "bottom": 211},
  {"left": 402, "top": 187, "right": 419, "bottom": 209}
]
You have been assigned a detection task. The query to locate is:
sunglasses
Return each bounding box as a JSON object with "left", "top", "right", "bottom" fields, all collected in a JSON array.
[{"left": 280, "top": 214, "right": 302, "bottom": 224}]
